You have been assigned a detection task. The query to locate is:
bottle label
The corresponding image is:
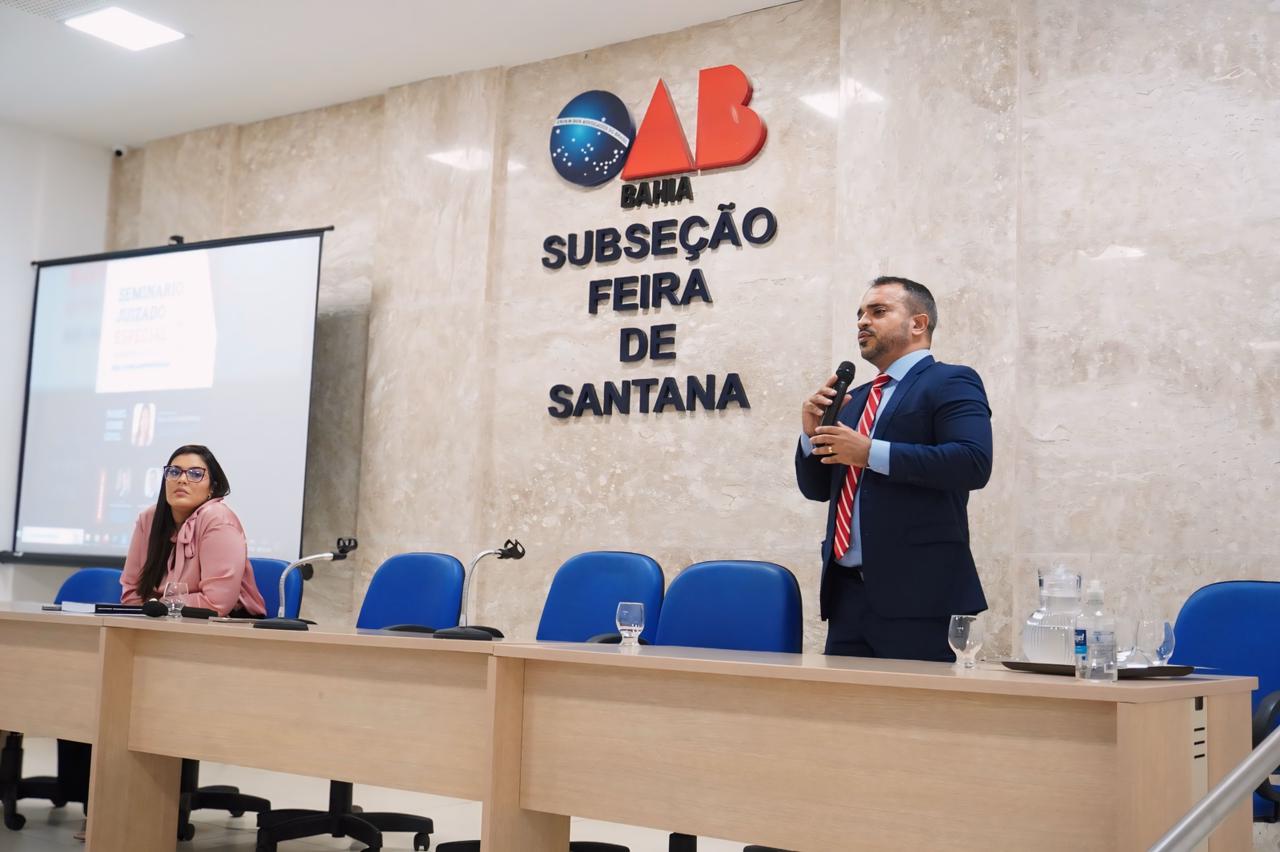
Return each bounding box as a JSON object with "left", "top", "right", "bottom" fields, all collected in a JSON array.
[{"left": 1073, "top": 627, "right": 1087, "bottom": 656}]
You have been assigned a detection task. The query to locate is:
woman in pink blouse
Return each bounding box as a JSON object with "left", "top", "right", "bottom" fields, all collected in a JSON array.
[{"left": 121, "top": 444, "right": 266, "bottom": 617}]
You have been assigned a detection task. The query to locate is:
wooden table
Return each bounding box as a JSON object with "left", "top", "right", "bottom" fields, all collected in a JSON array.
[
  {"left": 0, "top": 606, "right": 1257, "bottom": 851},
  {"left": 0, "top": 605, "right": 104, "bottom": 744},
  {"left": 494, "top": 642, "right": 1256, "bottom": 852},
  {"left": 83, "top": 616, "right": 501, "bottom": 852}
]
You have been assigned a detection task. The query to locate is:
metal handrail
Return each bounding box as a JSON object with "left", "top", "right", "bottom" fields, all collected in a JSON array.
[{"left": 1149, "top": 723, "right": 1280, "bottom": 851}]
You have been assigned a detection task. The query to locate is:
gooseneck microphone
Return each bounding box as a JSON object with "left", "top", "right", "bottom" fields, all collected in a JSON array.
[
  {"left": 433, "top": 539, "right": 525, "bottom": 641},
  {"left": 820, "top": 360, "right": 857, "bottom": 427},
  {"left": 253, "top": 537, "right": 358, "bottom": 631}
]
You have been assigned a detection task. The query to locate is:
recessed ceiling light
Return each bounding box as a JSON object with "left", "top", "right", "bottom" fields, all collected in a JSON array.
[{"left": 64, "top": 6, "right": 184, "bottom": 52}]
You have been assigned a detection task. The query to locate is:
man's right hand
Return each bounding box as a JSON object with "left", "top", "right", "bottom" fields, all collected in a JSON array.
[{"left": 802, "top": 374, "right": 851, "bottom": 438}]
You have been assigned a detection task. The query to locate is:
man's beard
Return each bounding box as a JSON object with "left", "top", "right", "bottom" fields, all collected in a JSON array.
[{"left": 859, "top": 324, "right": 908, "bottom": 362}]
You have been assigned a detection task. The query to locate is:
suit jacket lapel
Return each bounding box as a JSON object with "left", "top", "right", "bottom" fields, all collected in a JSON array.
[
  {"left": 872, "top": 354, "right": 934, "bottom": 435},
  {"left": 839, "top": 382, "right": 873, "bottom": 430}
]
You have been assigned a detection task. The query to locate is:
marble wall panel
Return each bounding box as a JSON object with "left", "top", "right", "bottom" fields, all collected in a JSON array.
[
  {"left": 1016, "top": 0, "right": 1280, "bottom": 634},
  {"left": 839, "top": 0, "right": 1020, "bottom": 653},
  {"left": 356, "top": 69, "right": 507, "bottom": 611},
  {"left": 133, "top": 124, "right": 239, "bottom": 246},
  {"left": 477, "top": 0, "right": 841, "bottom": 639},
  {"left": 228, "top": 96, "right": 386, "bottom": 623}
]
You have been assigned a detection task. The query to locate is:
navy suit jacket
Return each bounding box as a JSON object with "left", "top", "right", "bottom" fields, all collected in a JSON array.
[{"left": 795, "top": 355, "right": 992, "bottom": 620}]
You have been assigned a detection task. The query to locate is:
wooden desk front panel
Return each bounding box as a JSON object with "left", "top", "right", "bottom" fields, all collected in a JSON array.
[
  {"left": 0, "top": 619, "right": 101, "bottom": 742},
  {"left": 519, "top": 661, "right": 1119, "bottom": 851},
  {"left": 126, "top": 630, "right": 490, "bottom": 800}
]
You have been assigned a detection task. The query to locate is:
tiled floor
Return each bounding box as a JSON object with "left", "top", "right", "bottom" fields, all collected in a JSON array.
[{"left": 0, "top": 738, "right": 751, "bottom": 851}]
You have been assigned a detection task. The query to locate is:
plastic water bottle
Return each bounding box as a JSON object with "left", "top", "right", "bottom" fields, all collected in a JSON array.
[{"left": 1074, "top": 581, "right": 1118, "bottom": 681}]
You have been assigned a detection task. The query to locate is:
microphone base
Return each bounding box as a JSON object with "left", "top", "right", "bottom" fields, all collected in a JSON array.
[
  {"left": 433, "top": 625, "right": 504, "bottom": 641},
  {"left": 253, "top": 617, "right": 310, "bottom": 631}
]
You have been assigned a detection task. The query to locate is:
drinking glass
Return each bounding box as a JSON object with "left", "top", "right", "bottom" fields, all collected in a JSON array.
[
  {"left": 948, "top": 614, "right": 983, "bottom": 669},
  {"left": 1135, "top": 618, "right": 1176, "bottom": 666},
  {"left": 163, "top": 581, "right": 188, "bottom": 618},
  {"left": 616, "top": 602, "right": 644, "bottom": 648}
]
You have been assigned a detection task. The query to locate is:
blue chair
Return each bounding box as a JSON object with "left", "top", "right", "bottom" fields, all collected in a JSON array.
[
  {"left": 52, "top": 566, "right": 122, "bottom": 606},
  {"left": 655, "top": 560, "right": 803, "bottom": 654},
  {"left": 436, "top": 553, "right": 658, "bottom": 852},
  {"left": 1171, "top": 580, "right": 1280, "bottom": 822},
  {"left": 250, "top": 557, "right": 302, "bottom": 619},
  {"left": 655, "top": 561, "right": 803, "bottom": 852},
  {"left": 3, "top": 569, "right": 122, "bottom": 831},
  {"left": 178, "top": 559, "right": 302, "bottom": 838},
  {"left": 355, "top": 552, "right": 464, "bottom": 631},
  {"left": 537, "top": 551, "right": 665, "bottom": 644},
  {"left": 256, "top": 553, "right": 463, "bottom": 852}
]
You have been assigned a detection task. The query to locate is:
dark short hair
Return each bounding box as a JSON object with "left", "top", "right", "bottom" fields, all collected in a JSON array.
[{"left": 872, "top": 275, "right": 937, "bottom": 336}]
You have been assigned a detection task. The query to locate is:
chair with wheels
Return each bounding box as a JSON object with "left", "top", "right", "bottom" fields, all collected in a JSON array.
[
  {"left": 254, "top": 552, "right": 463, "bottom": 852},
  {"left": 536, "top": 550, "right": 664, "bottom": 645},
  {"left": 1171, "top": 580, "right": 1280, "bottom": 823},
  {"left": 435, "top": 550, "right": 665, "bottom": 852},
  {"left": 651, "top": 560, "right": 803, "bottom": 852},
  {"left": 175, "top": 558, "right": 302, "bottom": 839},
  {"left": 1, "top": 568, "right": 122, "bottom": 831}
]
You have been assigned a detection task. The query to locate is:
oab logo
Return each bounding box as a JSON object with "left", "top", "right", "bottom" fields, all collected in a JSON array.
[{"left": 550, "top": 64, "right": 766, "bottom": 188}]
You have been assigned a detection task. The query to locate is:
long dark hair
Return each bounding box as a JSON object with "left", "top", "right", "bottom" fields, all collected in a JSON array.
[{"left": 137, "top": 444, "right": 231, "bottom": 600}]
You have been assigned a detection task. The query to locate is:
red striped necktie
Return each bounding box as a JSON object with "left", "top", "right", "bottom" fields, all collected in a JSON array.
[{"left": 832, "top": 372, "right": 892, "bottom": 561}]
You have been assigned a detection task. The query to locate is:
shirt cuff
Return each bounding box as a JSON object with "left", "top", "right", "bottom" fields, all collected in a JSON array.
[
  {"left": 868, "top": 439, "right": 891, "bottom": 474},
  {"left": 800, "top": 433, "right": 815, "bottom": 457}
]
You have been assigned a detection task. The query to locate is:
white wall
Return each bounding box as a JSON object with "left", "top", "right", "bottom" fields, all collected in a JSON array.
[{"left": 0, "top": 120, "right": 112, "bottom": 602}]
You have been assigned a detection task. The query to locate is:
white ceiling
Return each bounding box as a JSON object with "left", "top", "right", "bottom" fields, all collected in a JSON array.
[{"left": 0, "top": 0, "right": 781, "bottom": 148}]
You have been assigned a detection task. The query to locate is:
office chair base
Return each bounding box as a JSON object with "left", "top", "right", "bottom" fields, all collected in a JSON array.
[
  {"left": 1, "top": 734, "right": 86, "bottom": 832},
  {"left": 669, "top": 833, "right": 698, "bottom": 852},
  {"left": 256, "top": 815, "right": 430, "bottom": 851},
  {"left": 437, "top": 842, "right": 628, "bottom": 852},
  {"left": 255, "top": 780, "right": 432, "bottom": 851},
  {"left": 178, "top": 758, "right": 272, "bottom": 839},
  {"left": 193, "top": 783, "right": 271, "bottom": 817}
]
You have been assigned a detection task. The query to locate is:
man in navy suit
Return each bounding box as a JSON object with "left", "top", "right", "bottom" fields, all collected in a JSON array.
[{"left": 796, "top": 276, "right": 992, "bottom": 661}]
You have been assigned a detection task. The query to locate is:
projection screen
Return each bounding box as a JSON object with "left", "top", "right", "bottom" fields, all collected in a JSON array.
[{"left": 10, "top": 229, "right": 325, "bottom": 565}]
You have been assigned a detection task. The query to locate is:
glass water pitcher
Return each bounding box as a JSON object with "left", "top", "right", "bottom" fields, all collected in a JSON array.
[{"left": 1021, "top": 564, "right": 1082, "bottom": 664}]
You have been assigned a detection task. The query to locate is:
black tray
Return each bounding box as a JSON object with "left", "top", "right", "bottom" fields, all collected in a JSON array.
[{"left": 1001, "top": 660, "right": 1195, "bottom": 678}]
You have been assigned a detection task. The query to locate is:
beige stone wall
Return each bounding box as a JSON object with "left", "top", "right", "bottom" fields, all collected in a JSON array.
[{"left": 105, "top": 0, "right": 1279, "bottom": 653}]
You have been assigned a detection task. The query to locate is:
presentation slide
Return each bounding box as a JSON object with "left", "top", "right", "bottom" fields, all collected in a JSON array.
[{"left": 13, "top": 233, "right": 322, "bottom": 561}]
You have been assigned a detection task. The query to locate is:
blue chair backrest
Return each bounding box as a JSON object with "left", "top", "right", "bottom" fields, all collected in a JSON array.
[
  {"left": 536, "top": 551, "right": 665, "bottom": 644},
  {"left": 54, "top": 567, "right": 123, "bottom": 605},
  {"left": 1172, "top": 581, "right": 1280, "bottom": 714},
  {"left": 356, "top": 553, "right": 465, "bottom": 630},
  {"left": 1170, "top": 580, "right": 1280, "bottom": 822},
  {"left": 250, "top": 558, "right": 302, "bottom": 619},
  {"left": 655, "top": 561, "right": 803, "bottom": 653}
]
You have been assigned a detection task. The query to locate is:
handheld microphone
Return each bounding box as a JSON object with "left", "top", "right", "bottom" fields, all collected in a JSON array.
[{"left": 820, "top": 361, "right": 856, "bottom": 427}]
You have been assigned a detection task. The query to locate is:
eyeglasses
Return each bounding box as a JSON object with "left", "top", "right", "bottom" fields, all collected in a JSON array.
[{"left": 163, "top": 465, "right": 207, "bottom": 483}]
